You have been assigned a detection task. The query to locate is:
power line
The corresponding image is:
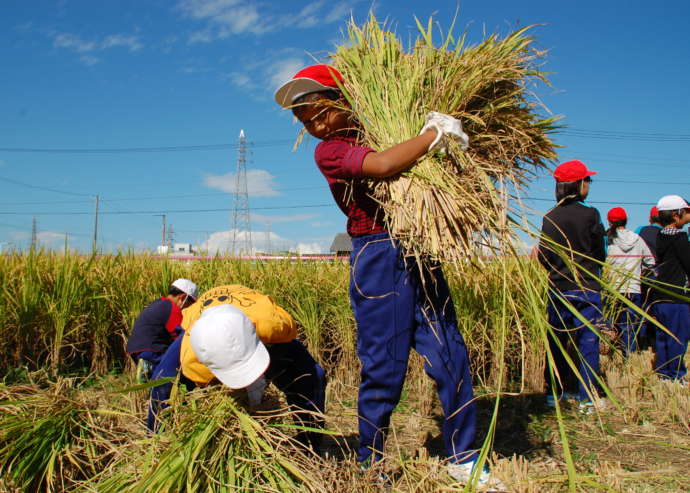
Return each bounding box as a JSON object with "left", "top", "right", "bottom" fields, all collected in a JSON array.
[
  {"left": 0, "top": 176, "right": 93, "bottom": 197},
  {"left": 566, "top": 150, "right": 689, "bottom": 164},
  {"left": 0, "top": 139, "right": 295, "bottom": 154},
  {"left": 0, "top": 203, "right": 335, "bottom": 216},
  {"left": 525, "top": 197, "right": 655, "bottom": 206},
  {"left": 563, "top": 128, "right": 690, "bottom": 142},
  {"left": 1, "top": 186, "right": 326, "bottom": 207}
]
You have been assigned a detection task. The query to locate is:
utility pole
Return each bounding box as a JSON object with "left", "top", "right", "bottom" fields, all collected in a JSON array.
[
  {"left": 31, "top": 216, "right": 37, "bottom": 250},
  {"left": 265, "top": 221, "right": 271, "bottom": 255},
  {"left": 167, "top": 223, "right": 174, "bottom": 250},
  {"left": 231, "top": 129, "right": 252, "bottom": 256},
  {"left": 154, "top": 214, "right": 166, "bottom": 253},
  {"left": 92, "top": 194, "right": 100, "bottom": 254}
]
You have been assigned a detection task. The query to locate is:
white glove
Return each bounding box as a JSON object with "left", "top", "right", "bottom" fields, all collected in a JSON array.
[
  {"left": 246, "top": 375, "right": 266, "bottom": 408},
  {"left": 419, "top": 111, "right": 469, "bottom": 152}
]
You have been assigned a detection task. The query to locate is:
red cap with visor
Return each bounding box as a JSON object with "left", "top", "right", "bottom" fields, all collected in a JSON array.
[
  {"left": 274, "top": 64, "right": 344, "bottom": 108},
  {"left": 607, "top": 207, "right": 627, "bottom": 222},
  {"left": 553, "top": 160, "right": 597, "bottom": 182},
  {"left": 650, "top": 206, "right": 659, "bottom": 218}
]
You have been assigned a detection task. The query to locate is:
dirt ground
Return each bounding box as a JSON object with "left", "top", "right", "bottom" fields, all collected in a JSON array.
[{"left": 317, "top": 350, "right": 690, "bottom": 492}]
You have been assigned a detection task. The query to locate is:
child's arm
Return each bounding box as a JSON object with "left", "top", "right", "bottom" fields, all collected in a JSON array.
[
  {"left": 361, "top": 130, "right": 437, "bottom": 178},
  {"left": 361, "top": 111, "right": 468, "bottom": 178}
]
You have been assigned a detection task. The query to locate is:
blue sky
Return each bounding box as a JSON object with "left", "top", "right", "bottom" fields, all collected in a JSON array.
[{"left": 1, "top": 0, "right": 689, "bottom": 254}]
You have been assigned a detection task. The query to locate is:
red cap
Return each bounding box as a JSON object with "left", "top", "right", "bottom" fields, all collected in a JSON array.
[
  {"left": 553, "top": 160, "right": 597, "bottom": 182},
  {"left": 607, "top": 207, "right": 627, "bottom": 222},
  {"left": 650, "top": 206, "right": 659, "bottom": 218},
  {"left": 274, "top": 64, "right": 344, "bottom": 108}
]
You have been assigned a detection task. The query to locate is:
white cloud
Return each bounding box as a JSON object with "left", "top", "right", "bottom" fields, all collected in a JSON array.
[
  {"left": 267, "top": 57, "right": 307, "bottom": 90},
  {"left": 324, "top": 3, "right": 354, "bottom": 24},
  {"left": 176, "top": 0, "right": 359, "bottom": 42},
  {"left": 53, "top": 33, "right": 98, "bottom": 52},
  {"left": 203, "top": 169, "right": 280, "bottom": 197},
  {"left": 79, "top": 54, "right": 100, "bottom": 66},
  {"left": 102, "top": 34, "right": 142, "bottom": 52},
  {"left": 292, "top": 242, "right": 326, "bottom": 254},
  {"left": 197, "top": 228, "right": 329, "bottom": 255},
  {"left": 310, "top": 221, "right": 333, "bottom": 227},
  {"left": 51, "top": 31, "right": 144, "bottom": 64},
  {"left": 227, "top": 71, "right": 253, "bottom": 89},
  {"left": 178, "top": 0, "right": 265, "bottom": 39}
]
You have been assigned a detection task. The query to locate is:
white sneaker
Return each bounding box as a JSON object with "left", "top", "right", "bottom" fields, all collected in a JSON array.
[
  {"left": 578, "top": 398, "right": 609, "bottom": 415},
  {"left": 447, "top": 460, "right": 507, "bottom": 491}
]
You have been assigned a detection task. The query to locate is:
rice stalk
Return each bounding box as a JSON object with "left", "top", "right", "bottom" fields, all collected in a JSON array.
[
  {"left": 91, "top": 387, "right": 324, "bottom": 493},
  {"left": 332, "top": 15, "right": 559, "bottom": 265},
  {"left": 0, "top": 378, "right": 138, "bottom": 492}
]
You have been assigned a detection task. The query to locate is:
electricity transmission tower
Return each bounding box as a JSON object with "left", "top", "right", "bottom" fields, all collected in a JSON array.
[{"left": 230, "top": 129, "right": 252, "bottom": 255}]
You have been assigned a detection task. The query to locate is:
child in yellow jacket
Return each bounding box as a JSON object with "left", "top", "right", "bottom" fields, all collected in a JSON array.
[{"left": 147, "top": 285, "right": 326, "bottom": 450}]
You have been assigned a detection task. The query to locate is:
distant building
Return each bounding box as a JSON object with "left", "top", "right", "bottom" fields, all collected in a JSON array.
[
  {"left": 329, "top": 233, "right": 352, "bottom": 256},
  {"left": 157, "top": 243, "right": 194, "bottom": 256},
  {"left": 174, "top": 243, "right": 194, "bottom": 255}
]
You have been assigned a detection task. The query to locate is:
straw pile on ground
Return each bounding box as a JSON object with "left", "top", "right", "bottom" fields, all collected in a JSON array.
[
  {"left": 332, "top": 16, "right": 559, "bottom": 263},
  {"left": 92, "top": 386, "right": 323, "bottom": 493},
  {"left": 0, "top": 378, "right": 135, "bottom": 492}
]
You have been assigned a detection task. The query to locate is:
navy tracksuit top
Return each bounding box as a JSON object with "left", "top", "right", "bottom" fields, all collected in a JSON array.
[
  {"left": 538, "top": 200, "right": 606, "bottom": 292},
  {"left": 126, "top": 298, "right": 182, "bottom": 355}
]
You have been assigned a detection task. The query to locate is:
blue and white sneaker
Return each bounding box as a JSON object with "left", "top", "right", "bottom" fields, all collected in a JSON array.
[
  {"left": 578, "top": 398, "right": 609, "bottom": 415},
  {"left": 447, "top": 459, "right": 507, "bottom": 491},
  {"left": 545, "top": 392, "right": 579, "bottom": 408}
]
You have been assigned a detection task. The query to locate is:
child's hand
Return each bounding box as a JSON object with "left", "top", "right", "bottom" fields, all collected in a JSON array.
[
  {"left": 419, "top": 112, "right": 469, "bottom": 153},
  {"left": 245, "top": 375, "right": 267, "bottom": 409}
]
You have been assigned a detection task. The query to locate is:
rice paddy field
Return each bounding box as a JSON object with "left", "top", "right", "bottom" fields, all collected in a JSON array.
[{"left": 0, "top": 252, "right": 688, "bottom": 492}]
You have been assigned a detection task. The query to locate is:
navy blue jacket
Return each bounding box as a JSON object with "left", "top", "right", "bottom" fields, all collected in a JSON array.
[
  {"left": 636, "top": 224, "right": 661, "bottom": 259},
  {"left": 538, "top": 200, "right": 606, "bottom": 292},
  {"left": 652, "top": 230, "right": 690, "bottom": 303},
  {"left": 126, "top": 298, "right": 182, "bottom": 355}
]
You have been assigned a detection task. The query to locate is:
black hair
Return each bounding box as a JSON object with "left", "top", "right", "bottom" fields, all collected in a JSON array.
[
  {"left": 555, "top": 180, "right": 584, "bottom": 203},
  {"left": 657, "top": 209, "right": 681, "bottom": 226},
  {"left": 169, "top": 285, "right": 186, "bottom": 297},
  {"left": 649, "top": 213, "right": 660, "bottom": 224},
  {"left": 606, "top": 219, "right": 627, "bottom": 243},
  {"left": 291, "top": 90, "right": 342, "bottom": 119}
]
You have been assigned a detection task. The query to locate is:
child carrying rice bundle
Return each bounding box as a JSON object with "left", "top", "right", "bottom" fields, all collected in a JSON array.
[
  {"left": 322, "top": 16, "right": 558, "bottom": 264},
  {"left": 274, "top": 15, "right": 526, "bottom": 491}
]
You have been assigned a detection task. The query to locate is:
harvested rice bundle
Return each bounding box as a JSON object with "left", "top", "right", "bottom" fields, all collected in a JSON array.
[
  {"left": 0, "top": 379, "right": 136, "bottom": 493},
  {"left": 94, "top": 387, "right": 323, "bottom": 493},
  {"left": 332, "top": 16, "right": 559, "bottom": 264}
]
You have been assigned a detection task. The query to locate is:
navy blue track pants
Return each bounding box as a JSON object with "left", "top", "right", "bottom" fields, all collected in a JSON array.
[
  {"left": 612, "top": 293, "right": 644, "bottom": 356},
  {"left": 349, "top": 232, "right": 477, "bottom": 464},
  {"left": 148, "top": 335, "right": 326, "bottom": 448},
  {"left": 653, "top": 303, "right": 690, "bottom": 380},
  {"left": 545, "top": 290, "right": 602, "bottom": 402}
]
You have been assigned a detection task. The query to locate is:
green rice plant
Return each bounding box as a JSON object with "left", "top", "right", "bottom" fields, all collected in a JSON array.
[
  {"left": 45, "top": 253, "right": 92, "bottom": 372},
  {"left": 1, "top": 250, "right": 48, "bottom": 369},
  {"left": 92, "top": 387, "right": 323, "bottom": 493}
]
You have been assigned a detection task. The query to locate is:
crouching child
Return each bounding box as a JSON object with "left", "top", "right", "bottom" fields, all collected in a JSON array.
[{"left": 147, "top": 285, "right": 327, "bottom": 451}]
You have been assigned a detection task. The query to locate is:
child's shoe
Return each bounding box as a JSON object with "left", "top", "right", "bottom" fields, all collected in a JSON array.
[
  {"left": 447, "top": 459, "right": 507, "bottom": 491},
  {"left": 578, "top": 398, "right": 609, "bottom": 415},
  {"left": 545, "top": 392, "right": 579, "bottom": 408}
]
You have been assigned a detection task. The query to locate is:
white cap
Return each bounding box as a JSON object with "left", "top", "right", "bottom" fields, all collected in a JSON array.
[
  {"left": 171, "top": 278, "right": 198, "bottom": 300},
  {"left": 189, "top": 304, "right": 269, "bottom": 389},
  {"left": 656, "top": 195, "right": 690, "bottom": 211}
]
